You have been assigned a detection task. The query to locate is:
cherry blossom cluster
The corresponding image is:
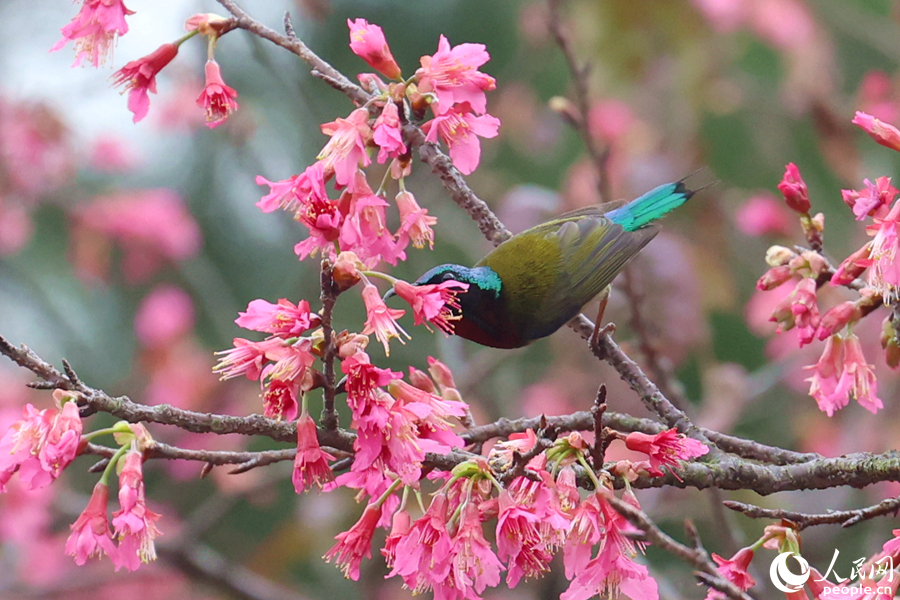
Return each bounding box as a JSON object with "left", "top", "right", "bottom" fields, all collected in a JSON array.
[
  {"left": 321, "top": 429, "right": 707, "bottom": 600},
  {"left": 0, "top": 391, "right": 160, "bottom": 571},
  {"left": 754, "top": 111, "right": 900, "bottom": 416},
  {"left": 54, "top": 3, "right": 238, "bottom": 127}
]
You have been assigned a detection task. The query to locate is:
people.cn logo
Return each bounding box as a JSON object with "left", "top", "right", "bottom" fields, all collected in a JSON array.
[{"left": 770, "top": 552, "right": 812, "bottom": 593}]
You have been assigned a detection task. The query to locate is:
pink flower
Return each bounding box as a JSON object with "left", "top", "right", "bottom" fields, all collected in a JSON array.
[
  {"left": 51, "top": 0, "right": 134, "bottom": 67},
  {"left": 867, "top": 201, "right": 900, "bottom": 303},
  {"left": 853, "top": 111, "right": 900, "bottom": 152},
  {"left": 347, "top": 19, "right": 401, "bottom": 80},
  {"left": 735, "top": 193, "right": 794, "bottom": 237},
  {"left": 623, "top": 428, "right": 709, "bottom": 477},
  {"left": 235, "top": 298, "right": 319, "bottom": 337},
  {"left": 65, "top": 481, "right": 119, "bottom": 566},
  {"left": 806, "top": 334, "right": 852, "bottom": 416},
  {"left": 839, "top": 332, "right": 883, "bottom": 414},
  {"left": 0, "top": 400, "right": 82, "bottom": 491},
  {"left": 292, "top": 412, "right": 334, "bottom": 492},
  {"left": 196, "top": 60, "right": 239, "bottom": 128},
  {"left": 561, "top": 490, "right": 658, "bottom": 600},
  {"left": 789, "top": 277, "right": 820, "bottom": 347},
  {"left": 213, "top": 337, "right": 283, "bottom": 381},
  {"left": 341, "top": 351, "right": 402, "bottom": 416},
  {"left": 338, "top": 180, "right": 407, "bottom": 266},
  {"left": 39, "top": 400, "right": 83, "bottom": 480},
  {"left": 261, "top": 378, "right": 301, "bottom": 421},
  {"left": 417, "top": 35, "right": 496, "bottom": 115},
  {"left": 395, "top": 190, "right": 438, "bottom": 250},
  {"left": 318, "top": 108, "right": 372, "bottom": 190},
  {"left": 293, "top": 187, "right": 344, "bottom": 261},
  {"left": 389, "top": 494, "right": 453, "bottom": 593},
  {"left": 705, "top": 547, "right": 755, "bottom": 600},
  {"left": 381, "top": 508, "right": 411, "bottom": 570},
  {"left": 423, "top": 102, "right": 500, "bottom": 175},
  {"left": 391, "top": 279, "right": 469, "bottom": 334},
  {"left": 134, "top": 285, "right": 195, "bottom": 348},
  {"left": 256, "top": 162, "right": 329, "bottom": 214},
  {"left": 373, "top": 102, "right": 406, "bottom": 163},
  {"left": 843, "top": 177, "right": 898, "bottom": 221},
  {"left": 111, "top": 449, "right": 162, "bottom": 571},
  {"left": 777, "top": 163, "right": 811, "bottom": 214},
  {"left": 111, "top": 42, "right": 180, "bottom": 123},
  {"left": 360, "top": 283, "right": 409, "bottom": 355},
  {"left": 437, "top": 502, "right": 503, "bottom": 598},
  {"left": 260, "top": 337, "right": 316, "bottom": 383},
  {"left": 325, "top": 503, "right": 382, "bottom": 580}
]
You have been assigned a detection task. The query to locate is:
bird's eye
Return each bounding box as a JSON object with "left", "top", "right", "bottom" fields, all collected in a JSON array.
[{"left": 441, "top": 271, "right": 457, "bottom": 281}]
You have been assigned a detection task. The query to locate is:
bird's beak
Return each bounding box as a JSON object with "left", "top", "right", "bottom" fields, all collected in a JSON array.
[{"left": 382, "top": 288, "right": 396, "bottom": 302}]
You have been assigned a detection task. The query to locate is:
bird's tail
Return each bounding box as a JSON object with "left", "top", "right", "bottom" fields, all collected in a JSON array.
[{"left": 604, "top": 180, "right": 696, "bottom": 232}]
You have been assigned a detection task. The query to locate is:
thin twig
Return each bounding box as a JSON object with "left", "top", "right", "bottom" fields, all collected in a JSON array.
[
  {"left": 546, "top": 0, "right": 611, "bottom": 203},
  {"left": 319, "top": 258, "right": 338, "bottom": 429},
  {"left": 723, "top": 496, "right": 900, "bottom": 530}
]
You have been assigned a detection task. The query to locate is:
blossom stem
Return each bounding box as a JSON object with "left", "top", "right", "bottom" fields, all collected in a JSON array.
[
  {"left": 375, "top": 165, "right": 393, "bottom": 197},
  {"left": 373, "top": 477, "right": 403, "bottom": 508},
  {"left": 100, "top": 444, "right": 131, "bottom": 486},
  {"left": 576, "top": 453, "right": 605, "bottom": 491},
  {"left": 361, "top": 270, "right": 399, "bottom": 286}
]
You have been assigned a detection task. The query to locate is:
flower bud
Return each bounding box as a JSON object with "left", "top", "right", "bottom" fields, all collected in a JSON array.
[
  {"left": 830, "top": 244, "right": 872, "bottom": 286},
  {"left": 817, "top": 301, "right": 860, "bottom": 340},
  {"left": 756, "top": 265, "right": 793, "bottom": 291},
  {"left": 788, "top": 250, "right": 828, "bottom": 278},
  {"left": 777, "top": 163, "right": 811, "bottom": 214},
  {"left": 408, "top": 366, "right": 437, "bottom": 394},
  {"left": 765, "top": 245, "right": 797, "bottom": 267},
  {"left": 332, "top": 251, "right": 364, "bottom": 292}
]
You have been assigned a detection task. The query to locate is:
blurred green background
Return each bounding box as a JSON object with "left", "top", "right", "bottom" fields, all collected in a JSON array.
[{"left": 1, "top": 0, "right": 900, "bottom": 598}]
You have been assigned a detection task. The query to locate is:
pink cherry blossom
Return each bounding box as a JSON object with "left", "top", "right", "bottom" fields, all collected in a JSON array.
[
  {"left": 261, "top": 378, "right": 301, "bottom": 421},
  {"left": 51, "top": 0, "right": 134, "bottom": 67},
  {"left": 318, "top": 108, "right": 372, "bottom": 190},
  {"left": 196, "top": 60, "right": 239, "bottom": 128},
  {"left": 292, "top": 412, "right": 335, "bottom": 492},
  {"left": 839, "top": 333, "right": 883, "bottom": 414},
  {"left": 381, "top": 508, "right": 411, "bottom": 570},
  {"left": 391, "top": 279, "right": 469, "bottom": 334},
  {"left": 853, "top": 111, "right": 900, "bottom": 152},
  {"left": 417, "top": 35, "right": 496, "bottom": 115},
  {"left": 338, "top": 181, "right": 406, "bottom": 266},
  {"left": 389, "top": 494, "right": 453, "bottom": 593},
  {"left": 111, "top": 449, "right": 162, "bottom": 571},
  {"left": 373, "top": 102, "right": 406, "bottom": 163},
  {"left": 843, "top": 177, "right": 898, "bottom": 221},
  {"left": 65, "top": 481, "right": 119, "bottom": 566},
  {"left": 624, "top": 428, "right": 709, "bottom": 478},
  {"left": 256, "top": 162, "right": 329, "bottom": 214},
  {"left": 705, "top": 547, "right": 755, "bottom": 600},
  {"left": 213, "top": 337, "right": 284, "bottom": 381},
  {"left": 395, "top": 190, "right": 438, "bottom": 249},
  {"left": 235, "top": 298, "right": 319, "bottom": 337},
  {"left": 439, "top": 502, "right": 503, "bottom": 599},
  {"left": 39, "top": 400, "right": 83, "bottom": 480},
  {"left": 806, "top": 335, "right": 852, "bottom": 416},
  {"left": 789, "top": 277, "right": 820, "bottom": 347},
  {"left": 816, "top": 301, "right": 860, "bottom": 340},
  {"left": 867, "top": 201, "right": 900, "bottom": 303},
  {"left": 360, "top": 283, "right": 409, "bottom": 355},
  {"left": 341, "top": 351, "right": 402, "bottom": 416},
  {"left": 347, "top": 19, "right": 401, "bottom": 80},
  {"left": 324, "top": 503, "right": 382, "bottom": 580},
  {"left": 777, "top": 163, "right": 810, "bottom": 214},
  {"left": 111, "top": 43, "right": 179, "bottom": 123},
  {"left": 134, "top": 285, "right": 195, "bottom": 348},
  {"left": 423, "top": 102, "right": 500, "bottom": 175}
]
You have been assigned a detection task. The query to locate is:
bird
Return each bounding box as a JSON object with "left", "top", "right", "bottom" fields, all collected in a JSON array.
[{"left": 397, "top": 179, "right": 697, "bottom": 348}]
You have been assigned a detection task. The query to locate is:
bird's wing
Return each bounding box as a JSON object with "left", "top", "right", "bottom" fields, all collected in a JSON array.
[{"left": 478, "top": 210, "right": 658, "bottom": 340}]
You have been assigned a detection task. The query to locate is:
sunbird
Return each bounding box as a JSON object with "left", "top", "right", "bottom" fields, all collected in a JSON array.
[{"left": 401, "top": 180, "right": 697, "bottom": 348}]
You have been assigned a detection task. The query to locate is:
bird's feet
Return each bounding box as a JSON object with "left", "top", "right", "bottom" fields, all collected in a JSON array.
[{"left": 589, "top": 322, "right": 616, "bottom": 358}]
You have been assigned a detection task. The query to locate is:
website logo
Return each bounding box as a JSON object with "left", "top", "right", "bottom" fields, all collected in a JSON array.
[{"left": 770, "top": 552, "right": 811, "bottom": 593}]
